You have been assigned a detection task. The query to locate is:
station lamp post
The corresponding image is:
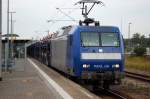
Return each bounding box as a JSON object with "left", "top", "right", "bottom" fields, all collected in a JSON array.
[
  {"left": 5, "top": 0, "right": 16, "bottom": 71},
  {"left": 9, "top": 12, "right": 16, "bottom": 59},
  {"left": 128, "top": 22, "right": 132, "bottom": 50},
  {"left": 10, "top": 12, "right": 16, "bottom": 34},
  {"left": 5, "top": 0, "right": 10, "bottom": 71}
]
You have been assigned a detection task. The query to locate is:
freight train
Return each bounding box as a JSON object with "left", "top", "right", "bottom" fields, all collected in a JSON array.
[{"left": 27, "top": 0, "right": 125, "bottom": 89}]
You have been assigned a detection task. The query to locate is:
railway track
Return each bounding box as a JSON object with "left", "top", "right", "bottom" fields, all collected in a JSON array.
[
  {"left": 125, "top": 71, "right": 150, "bottom": 83},
  {"left": 49, "top": 67, "right": 134, "bottom": 99},
  {"left": 92, "top": 87, "right": 134, "bottom": 99},
  {"left": 105, "top": 89, "right": 127, "bottom": 99},
  {"left": 37, "top": 60, "right": 134, "bottom": 99}
]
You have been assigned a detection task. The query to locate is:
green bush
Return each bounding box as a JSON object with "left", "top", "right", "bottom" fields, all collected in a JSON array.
[{"left": 133, "top": 46, "right": 146, "bottom": 56}]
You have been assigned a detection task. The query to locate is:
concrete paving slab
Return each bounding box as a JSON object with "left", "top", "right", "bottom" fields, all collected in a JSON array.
[{"left": 0, "top": 59, "right": 62, "bottom": 99}]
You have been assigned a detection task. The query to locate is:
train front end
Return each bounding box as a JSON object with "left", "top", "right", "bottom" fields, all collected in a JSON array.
[{"left": 73, "top": 26, "right": 124, "bottom": 86}]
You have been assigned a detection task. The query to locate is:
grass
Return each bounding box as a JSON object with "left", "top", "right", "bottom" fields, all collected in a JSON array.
[{"left": 125, "top": 55, "right": 150, "bottom": 72}]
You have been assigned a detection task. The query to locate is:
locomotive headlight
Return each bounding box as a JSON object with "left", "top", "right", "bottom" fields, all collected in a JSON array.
[
  {"left": 115, "top": 64, "right": 120, "bottom": 68},
  {"left": 112, "top": 64, "right": 120, "bottom": 68},
  {"left": 83, "top": 64, "right": 86, "bottom": 68},
  {"left": 83, "top": 64, "right": 90, "bottom": 68}
]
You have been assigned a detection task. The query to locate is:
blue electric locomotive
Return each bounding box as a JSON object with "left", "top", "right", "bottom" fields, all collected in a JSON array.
[
  {"left": 48, "top": 25, "right": 124, "bottom": 88},
  {"left": 27, "top": 0, "right": 125, "bottom": 89}
]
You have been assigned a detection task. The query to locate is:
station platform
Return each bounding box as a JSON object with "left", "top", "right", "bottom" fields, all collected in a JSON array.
[{"left": 0, "top": 58, "right": 101, "bottom": 99}]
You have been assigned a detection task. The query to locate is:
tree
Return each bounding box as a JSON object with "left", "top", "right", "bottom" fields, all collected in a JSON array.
[
  {"left": 147, "top": 34, "right": 150, "bottom": 47},
  {"left": 133, "top": 46, "right": 146, "bottom": 56},
  {"left": 131, "top": 33, "right": 147, "bottom": 56},
  {"left": 140, "top": 35, "right": 147, "bottom": 47},
  {"left": 132, "top": 33, "right": 140, "bottom": 45},
  {"left": 131, "top": 33, "right": 146, "bottom": 47}
]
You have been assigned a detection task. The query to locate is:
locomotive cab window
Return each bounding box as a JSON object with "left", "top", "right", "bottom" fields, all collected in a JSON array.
[
  {"left": 101, "top": 33, "right": 119, "bottom": 47},
  {"left": 81, "top": 32, "right": 120, "bottom": 47},
  {"left": 81, "top": 32, "right": 99, "bottom": 47}
]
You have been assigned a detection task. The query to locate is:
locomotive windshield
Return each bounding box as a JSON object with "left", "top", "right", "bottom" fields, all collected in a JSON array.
[
  {"left": 101, "top": 33, "right": 119, "bottom": 47},
  {"left": 81, "top": 32, "right": 99, "bottom": 46},
  {"left": 81, "top": 32, "right": 119, "bottom": 47}
]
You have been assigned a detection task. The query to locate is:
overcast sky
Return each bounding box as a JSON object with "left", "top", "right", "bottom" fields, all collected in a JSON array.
[{"left": 2, "top": 0, "right": 150, "bottom": 39}]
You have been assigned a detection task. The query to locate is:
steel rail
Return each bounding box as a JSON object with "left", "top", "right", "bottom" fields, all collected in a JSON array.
[
  {"left": 105, "top": 89, "right": 134, "bottom": 99},
  {"left": 125, "top": 71, "right": 150, "bottom": 83},
  {"left": 96, "top": 87, "right": 134, "bottom": 99}
]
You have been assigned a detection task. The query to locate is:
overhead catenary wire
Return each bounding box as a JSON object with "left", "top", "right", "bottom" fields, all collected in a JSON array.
[
  {"left": 46, "top": 7, "right": 80, "bottom": 34},
  {"left": 56, "top": 7, "right": 77, "bottom": 22}
]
